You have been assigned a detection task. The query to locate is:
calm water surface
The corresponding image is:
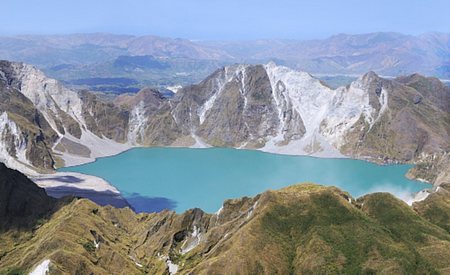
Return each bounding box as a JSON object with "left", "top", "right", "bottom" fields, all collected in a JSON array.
[{"left": 59, "top": 147, "right": 428, "bottom": 213}]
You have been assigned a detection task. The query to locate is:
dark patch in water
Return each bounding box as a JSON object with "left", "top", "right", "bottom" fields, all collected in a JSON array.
[
  {"left": 124, "top": 193, "right": 177, "bottom": 213},
  {"left": 45, "top": 186, "right": 130, "bottom": 209}
]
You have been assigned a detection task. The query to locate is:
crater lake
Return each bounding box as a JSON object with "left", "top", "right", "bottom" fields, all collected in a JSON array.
[{"left": 59, "top": 147, "right": 429, "bottom": 213}]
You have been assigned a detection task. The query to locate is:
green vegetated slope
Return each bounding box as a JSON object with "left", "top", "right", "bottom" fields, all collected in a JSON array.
[{"left": 0, "top": 163, "right": 449, "bottom": 274}]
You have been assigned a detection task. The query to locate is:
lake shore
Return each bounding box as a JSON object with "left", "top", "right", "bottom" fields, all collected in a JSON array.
[{"left": 57, "top": 147, "right": 432, "bottom": 213}]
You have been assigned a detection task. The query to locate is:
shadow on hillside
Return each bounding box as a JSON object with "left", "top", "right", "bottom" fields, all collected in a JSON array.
[
  {"left": 45, "top": 186, "right": 178, "bottom": 213},
  {"left": 45, "top": 186, "right": 130, "bottom": 208},
  {"left": 124, "top": 193, "right": 178, "bottom": 213}
]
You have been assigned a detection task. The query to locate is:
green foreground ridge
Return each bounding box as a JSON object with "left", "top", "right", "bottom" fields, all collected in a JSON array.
[{"left": 0, "top": 163, "right": 449, "bottom": 274}]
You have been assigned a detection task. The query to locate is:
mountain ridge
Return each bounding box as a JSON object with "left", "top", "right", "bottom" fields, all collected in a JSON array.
[
  {"left": 1, "top": 60, "right": 449, "bottom": 187},
  {"left": 0, "top": 32, "right": 448, "bottom": 92}
]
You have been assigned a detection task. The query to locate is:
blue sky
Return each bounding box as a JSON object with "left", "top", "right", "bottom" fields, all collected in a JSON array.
[{"left": 1, "top": 0, "right": 449, "bottom": 39}]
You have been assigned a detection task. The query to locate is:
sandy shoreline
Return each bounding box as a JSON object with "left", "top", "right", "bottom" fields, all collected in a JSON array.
[{"left": 33, "top": 171, "right": 121, "bottom": 194}]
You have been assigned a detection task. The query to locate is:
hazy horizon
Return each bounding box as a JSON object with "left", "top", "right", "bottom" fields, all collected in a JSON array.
[
  {"left": 1, "top": 0, "right": 449, "bottom": 40},
  {"left": 1, "top": 30, "right": 449, "bottom": 42}
]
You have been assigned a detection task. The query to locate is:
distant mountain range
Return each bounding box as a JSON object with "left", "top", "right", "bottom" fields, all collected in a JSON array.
[
  {"left": 0, "top": 32, "right": 448, "bottom": 92},
  {"left": 204, "top": 32, "right": 450, "bottom": 77},
  {"left": 0, "top": 33, "right": 231, "bottom": 63}
]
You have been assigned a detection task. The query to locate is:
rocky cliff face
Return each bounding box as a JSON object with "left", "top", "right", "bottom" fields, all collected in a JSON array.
[
  {"left": 125, "top": 62, "right": 450, "bottom": 164},
  {"left": 340, "top": 72, "right": 450, "bottom": 162},
  {"left": 114, "top": 87, "right": 171, "bottom": 145},
  {"left": 0, "top": 165, "right": 449, "bottom": 274},
  {"left": 79, "top": 90, "right": 130, "bottom": 143},
  {"left": 0, "top": 62, "right": 59, "bottom": 171},
  {"left": 1, "top": 60, "right": 449, "bottom": 184},
  {"left": 0, "top": 60, "right": 131, "bottom": 171}
]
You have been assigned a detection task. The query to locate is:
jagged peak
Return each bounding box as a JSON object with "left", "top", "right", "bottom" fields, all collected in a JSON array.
[
  {"left": 203, "top": 62, "right": 320, "bottom": 88},
  {"left": 349, "top": 71, "right": 384, "bottom": 90},
  {"left": 263, "top": 62, "right": 319, "bottom": 84},
  {"left": 114, "top": 87, "right": 165, "bottom": 109},
  {"left": 0, "top": 59, "right": 22, "bottom": 67},
  {"left": 138, "top": 87, "right": 165, "bottom": 96},
  {"left": 222, "top": 63, "right": 253, "bottom": 77},
  {"left": 264, "top": 61, "right": 310, "bottom": 74},
  {"left": 0, "top": 60, "right": 41, "bottom": 77},
  {"left": 0, "top": 60, "right": 69, "bottom": 97},
  {"left": 265, "top": 60, "right": 278, "bottom": 68},
  {"left": 197, "top": 63, "right": 250, "bottom": 86},
  {"left": 360, "top": 71, "right": 381, "bottom": 82}
]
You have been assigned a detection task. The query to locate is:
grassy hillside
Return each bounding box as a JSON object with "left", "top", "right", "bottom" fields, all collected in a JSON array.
[{"left": 0, "top": 165, "right": 449, "bottom": 274}]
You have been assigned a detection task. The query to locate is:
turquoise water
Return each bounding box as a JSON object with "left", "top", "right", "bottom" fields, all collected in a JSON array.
[{"left": 59, "top": 147, "right": 428, "bottom": 213}]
